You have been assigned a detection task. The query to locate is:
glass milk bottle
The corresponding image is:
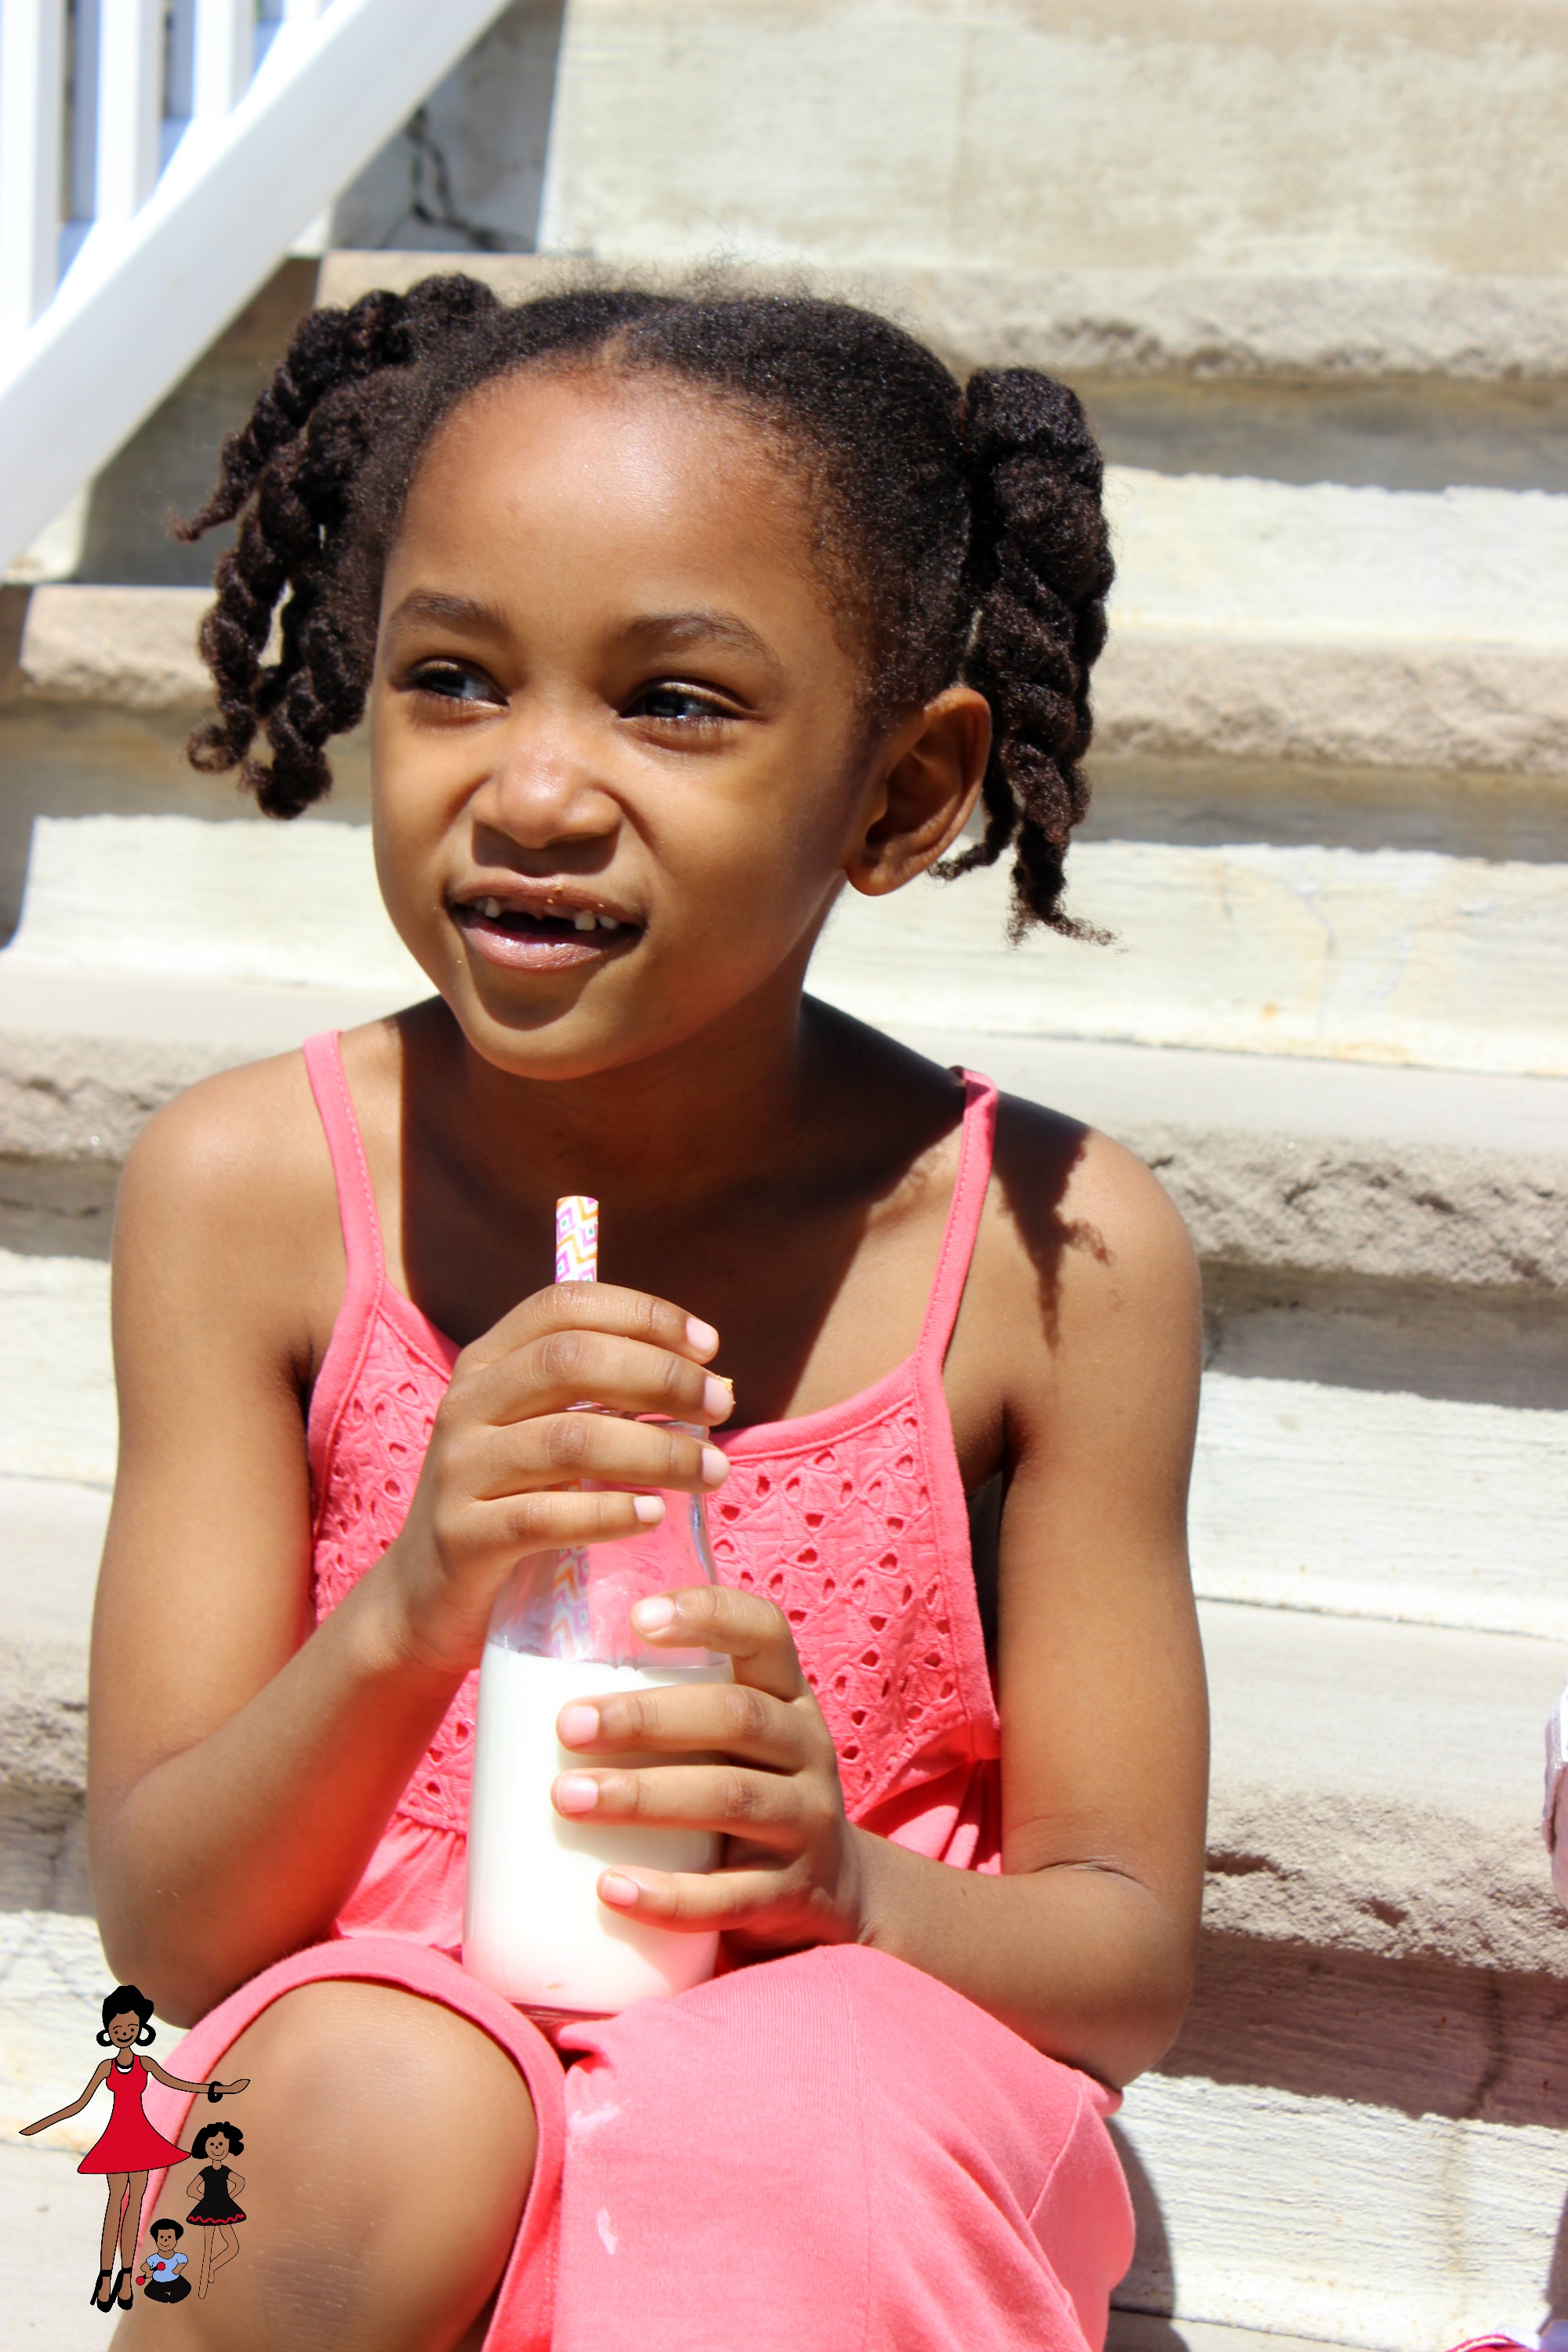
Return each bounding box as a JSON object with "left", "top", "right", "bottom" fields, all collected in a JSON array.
[{"left": 463, "top": 1196, "right": 731, "bottom": 2024}]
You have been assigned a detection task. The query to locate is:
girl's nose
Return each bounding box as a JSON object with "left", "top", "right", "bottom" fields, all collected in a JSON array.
[{"left": 476, "top": 711, "right": 615, "bottom": 851}]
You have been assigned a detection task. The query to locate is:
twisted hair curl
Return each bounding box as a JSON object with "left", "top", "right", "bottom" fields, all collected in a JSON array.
[{"left": 180, "top": 276, "right": 1114, "bottom": 931}]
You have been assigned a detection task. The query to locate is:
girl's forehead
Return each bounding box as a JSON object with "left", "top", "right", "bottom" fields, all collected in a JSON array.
[{"left": 401, "top": 369, "right": 815, "bottom": 585}]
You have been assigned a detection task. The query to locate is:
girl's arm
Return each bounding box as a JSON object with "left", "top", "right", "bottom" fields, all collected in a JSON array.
[
  {"left": 91, "top": 1051, "right": 728, "bottom": 2024},
  {"left": 551, "top": 1117, "right": 1207, "bottom": 2088},
  {"left": 19, "top": 2061, "right": 111, "bottom": 2132}
]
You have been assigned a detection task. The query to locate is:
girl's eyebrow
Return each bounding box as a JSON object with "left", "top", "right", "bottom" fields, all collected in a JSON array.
[
  {"left": 386, "top": 588, "right": 509, "bottom": 636},
  {"left": 622, "top": 610, "right": 782, "bottom": 669}
]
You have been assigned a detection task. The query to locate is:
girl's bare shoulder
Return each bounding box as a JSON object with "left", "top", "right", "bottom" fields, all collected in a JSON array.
[
  {"left": 975, "top": 1090, "right": 1200, "bottom": 1374},
  {"left": 111, "top": 1023, "right": 396, "bottom": 1365}
]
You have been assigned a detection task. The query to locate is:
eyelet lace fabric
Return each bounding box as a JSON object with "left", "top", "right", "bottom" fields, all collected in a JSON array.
[{"left": 303, "top": 1033, "right": 1004, "bottom": 1917}]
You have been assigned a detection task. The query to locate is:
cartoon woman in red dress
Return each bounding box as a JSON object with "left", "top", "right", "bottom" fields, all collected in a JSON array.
[{"left": 20, "top": 1984, "right": 247, "bottom": 2314}]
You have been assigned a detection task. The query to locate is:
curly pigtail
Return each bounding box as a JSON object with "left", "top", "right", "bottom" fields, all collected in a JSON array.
[
  {"left": 942, "top": 369, "right": 1114, "bottom": 939},
  {"left": 177, "top": 276, "right": 501, "bottom": 815}
]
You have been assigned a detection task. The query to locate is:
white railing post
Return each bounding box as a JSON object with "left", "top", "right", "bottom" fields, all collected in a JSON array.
[
  {"left": 94, "top": 0, "right": 164, "bottom": 223},
  {"left": 0, "top": 0, "right": 65, "bottom": 354},
  {"left": 67, "top": 0, "right": 103, "bottom": 224},
  {"left": 1, "top": 0, "right": 515, "bottom": 572},
  {"left": 193, "top": 0, "right": 254, "bottom": 122}
]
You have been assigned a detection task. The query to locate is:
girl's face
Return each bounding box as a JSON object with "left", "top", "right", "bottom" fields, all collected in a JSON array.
[
  {"left": 370, "top": 368, "right": 937, "bottom": 1080},
  {"left": 204, "top": 2132, "right": 230, "bottom": 2161},
  {"left": 107, "top": 2012, "right": 140, "bottom": 2046}
]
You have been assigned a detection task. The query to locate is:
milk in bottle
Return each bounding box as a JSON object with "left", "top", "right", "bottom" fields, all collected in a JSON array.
[{"left": 463, "top": 1195, "right": 731, "bottom": 2022}]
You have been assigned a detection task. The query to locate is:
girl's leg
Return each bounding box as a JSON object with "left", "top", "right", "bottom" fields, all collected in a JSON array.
[
  {"left": 195, "top": 2228, "right": 214, "bottom": 2299},
  {"left": 551, "top": 1943, "right": 1134, "bottom": 2352},
  {"left": 117, "top": 1978, "right": 536, "bottom": 2351},
  {"left": 208, "top": 2223, "right": 240, "bottom": 2280}
]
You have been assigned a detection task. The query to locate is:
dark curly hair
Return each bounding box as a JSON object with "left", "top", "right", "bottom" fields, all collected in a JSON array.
[
  {"left": 97, "top": 1984, "right": 155, "bottom": 2045},
  {"left": 190, "top": 2121, "right": 245, "bottom": 2158},
  {"left": 177, "top": 277, "right": 1114, "bottom": 936}
]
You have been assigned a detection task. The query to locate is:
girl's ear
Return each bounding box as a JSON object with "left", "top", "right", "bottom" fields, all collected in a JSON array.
[{"left": 844, "top": 687, "right": 992, "bottom": 900}]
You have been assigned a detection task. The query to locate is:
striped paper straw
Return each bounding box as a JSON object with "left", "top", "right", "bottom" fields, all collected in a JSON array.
[
  {"left": 554, "top": 1194, "right": 599, "bottom": 1285},
  {"left": 549, "top": 1196, "right": 599, "bottom": 1656}
]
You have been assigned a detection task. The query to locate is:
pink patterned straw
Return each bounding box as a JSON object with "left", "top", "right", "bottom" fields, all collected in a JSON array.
[{"left": 549, "top": 1196, "right": 598, "bottom": 1656}]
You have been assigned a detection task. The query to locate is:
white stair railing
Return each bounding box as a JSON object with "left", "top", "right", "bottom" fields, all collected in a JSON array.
[{"left": 0, "top": 0, "right": 514, "bottom": 575}]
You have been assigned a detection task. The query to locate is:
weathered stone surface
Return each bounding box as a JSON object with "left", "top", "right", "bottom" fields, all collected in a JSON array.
[
  {"left": 1138, "top": 1126, "right": 1568, "bottom": 1294},
  {"left": 321, "top": 249, "right": 1568, "bottom": 387},
  {"left": 1192, "top": 1375, "right": 1568, "bottom": 1639},
  {"left": 1200, "top": 1602, "right": 1565, "bottom": 1976},
  {"left": 13, "top": 463, "right": 1568, "bottom": 777},
  {"left": 8, "top": 586, "right": 209, "bottom": 711},
  {"left": 9, "top": 811, "right": 1568, "bottom": 1080},
  {"left": 531, "top": 2, "right": 1568, "bottom": 290},
  {"left": 815, "top": 844, "right": 1568, "bottom": 1080},
  {"left": 1114, "top": 2065, "right": 1566, "bottom": 2348},
  {"left": 1096, "top": 631, "right": 1568, "bottom": 780}
]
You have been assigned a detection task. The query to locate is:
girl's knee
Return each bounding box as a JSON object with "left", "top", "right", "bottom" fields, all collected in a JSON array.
[
  {"left": 230, "top": 1978, "right": 533, "bottom": 2152},
  {"left": 151, "top": 1981, "right": 536, "bottom": 2350}
]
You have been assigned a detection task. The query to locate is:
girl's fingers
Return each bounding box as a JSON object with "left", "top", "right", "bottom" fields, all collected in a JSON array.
[
  {"left": 595, "top": 1864, "right": 806, "bottom": 1929},
  {"left": 469, "top": 1326, "right": 735, "bottom": 1434},
  {"left": 556, "top": 1675, "right": 806, "bottom": 1770},
  {"left": 630, "top": 1585, "right": 810, "bottom": 1701},
  {"left": 466, "top": 1282, "right": 721, "bottom": 1382},
  {"left": 443, "top": 1487, "right": 674, "bottom": 1577},
  {"left": 553, "top": 1761, "right": 812, "bottom": 1845},
  {"left": 465, "top": 1408, "right": 728, "bottom": 1503}
]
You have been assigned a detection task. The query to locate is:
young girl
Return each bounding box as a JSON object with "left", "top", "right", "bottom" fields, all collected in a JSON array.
[{"left": 95, "top": 281, "right": 1207, "bottom": 2351}]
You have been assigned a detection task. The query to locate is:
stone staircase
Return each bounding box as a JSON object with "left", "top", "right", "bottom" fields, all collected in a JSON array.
[{"left": 4, "top": 10, "right": 1568, "bottom": 2343}]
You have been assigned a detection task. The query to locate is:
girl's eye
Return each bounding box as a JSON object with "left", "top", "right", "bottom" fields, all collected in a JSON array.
[
  {"left": 405, "top": 661, "right": 503, "bottom": 709},
  {"left": 624, "top": 683, "right": 732, "bottom": 727}
]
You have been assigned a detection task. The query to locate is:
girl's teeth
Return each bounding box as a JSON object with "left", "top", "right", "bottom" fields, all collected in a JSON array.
[
  {"left": 479, "top": 897, "right": 501, "bottom": 920},
  {"left": 573, "top": 909, "right": 597, "bottom": 931},
  {"left": 599, "top": 913, "right": 619, "bottom": 931}
]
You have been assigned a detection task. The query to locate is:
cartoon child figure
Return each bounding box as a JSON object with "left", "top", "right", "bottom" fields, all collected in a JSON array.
[
  {"left": 184, "top": 2121, "right": 247, "bottom": 2296},
  {"left": 136, "top": 2219, "right": 191, "bottom": 2303},
  {"left": 20, "top": 1983, "right": 247, "bottom": 2313}
]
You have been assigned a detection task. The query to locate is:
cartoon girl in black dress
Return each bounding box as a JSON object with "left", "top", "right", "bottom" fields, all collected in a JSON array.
[
  {"left": 185, "top": 2121, "right": 247, "bottom": 2297},
  {"left": 20, "top": 1984, "right": 247, "bottom": 2314}
]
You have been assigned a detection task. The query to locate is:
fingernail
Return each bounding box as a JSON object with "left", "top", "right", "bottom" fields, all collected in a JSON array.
[
  {"left": 557, "top": 1704, "right": 600, "bottom": 1745},
  {"left": 701, "top": 1444, "right": 729, "bottom": 1487},
  {"left": 554, "top": 1774, "right": 599, "bottom": 1815},
  {"left": 633, "top": 1493, "right": 666, "bottom": 1523},
  {"left": 685, "top": 1316, "right": 719, "bottom": 1355},
  {"left": 702, "top": 1375, "right": 732, "bottom": 1421},
  {"left": 600, "top": 1872, "right": 640, "bottom": 1908},
  {"left": 632, "top": 1594, "right": 676, "bottom": 1632}
]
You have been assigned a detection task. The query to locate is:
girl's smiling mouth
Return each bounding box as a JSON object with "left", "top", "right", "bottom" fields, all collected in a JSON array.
[{"left": 452, "top": 887, "right": 641, "bottom": 972}]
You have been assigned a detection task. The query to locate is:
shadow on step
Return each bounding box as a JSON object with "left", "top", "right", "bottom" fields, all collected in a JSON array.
[{"left": 1165, "top": 1930, "right": 1568, "bottom": 2127}]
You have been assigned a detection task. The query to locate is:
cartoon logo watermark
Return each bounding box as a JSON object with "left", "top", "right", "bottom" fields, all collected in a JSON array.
[{"left": 20, "top": 1983, "right": 249, "bottom": 2315}]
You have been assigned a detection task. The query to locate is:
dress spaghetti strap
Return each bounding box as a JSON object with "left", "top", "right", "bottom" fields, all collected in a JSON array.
[
  {"left": 916, "top": 1073, "right": 999, "bottom": 1367},
  {"left": 302, "top": 1031, "right": 386, "bottom": 1291}
]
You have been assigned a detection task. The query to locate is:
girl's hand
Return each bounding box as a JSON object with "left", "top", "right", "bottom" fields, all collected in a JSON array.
[
  {"left": 551, "top": 1585, "right": 865, "bottom": 1952},
  {"left": 380, "top": 1284, "right": 732, "bottom": 1678}
]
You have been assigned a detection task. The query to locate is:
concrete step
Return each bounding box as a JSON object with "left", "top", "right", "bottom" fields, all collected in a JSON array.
[
  {"left": 2, "top": 1599, "right": 1564, "bottom": 2343},
  {"left": 6, "top": 1244, "right": 1564, "bottom": 1640},
  {"left": 9, "top": 805, "right": 1566, "bottom": 1077},
  {"left": 0, "top": 2131, "right": 1372, "bottom": 2352}
]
